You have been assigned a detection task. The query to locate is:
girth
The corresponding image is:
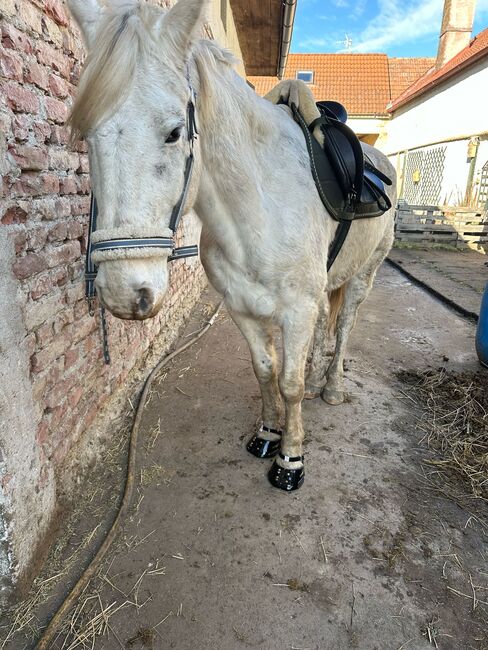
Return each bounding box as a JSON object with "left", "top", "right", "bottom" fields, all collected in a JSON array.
[{"left": 290, "top": 102, "right": 392, "bottom": 270}]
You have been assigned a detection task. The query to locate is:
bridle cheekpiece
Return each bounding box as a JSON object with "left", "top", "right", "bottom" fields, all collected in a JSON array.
[{"left": 84, "top": 80, "right": 199, "bottom": 363}]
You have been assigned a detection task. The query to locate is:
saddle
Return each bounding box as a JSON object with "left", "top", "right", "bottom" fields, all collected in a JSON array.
[
  {"left": 265, "top": 80, "right": 392, "bottom": 269},
  {"left": 300, "top": 101, "right": 392, "bottom": 222}
]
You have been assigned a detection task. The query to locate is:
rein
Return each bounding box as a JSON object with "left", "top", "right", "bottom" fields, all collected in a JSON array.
[{"left": 84, "top": 84, "right": 199, "bottom": 363}]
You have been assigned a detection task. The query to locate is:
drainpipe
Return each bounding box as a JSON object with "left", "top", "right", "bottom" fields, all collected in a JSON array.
[{"left": 277, "top": 0, "right": 297, "bottom": 79}]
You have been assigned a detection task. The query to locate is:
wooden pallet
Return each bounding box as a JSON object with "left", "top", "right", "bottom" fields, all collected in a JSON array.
[{"left": 395, "top": 205, "right": 488, "bottom": 250}]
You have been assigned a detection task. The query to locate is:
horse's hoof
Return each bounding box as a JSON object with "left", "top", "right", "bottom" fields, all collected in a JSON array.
[
  {"left": 268, "top": 455, "right": 305, "bottom": 491},
  {"left": 246, "top": 426, "right": 282, "bottom": 459},
  {"left": 321, "top": 387, "right": 344, "bottom": 405},
  {"left": 304, "top": 384, "right": 321, "bottom": 400}
]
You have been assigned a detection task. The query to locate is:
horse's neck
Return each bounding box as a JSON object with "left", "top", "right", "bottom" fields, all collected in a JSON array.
[{"left": 194, "top": 57, "right": 283, "bottom": 238}]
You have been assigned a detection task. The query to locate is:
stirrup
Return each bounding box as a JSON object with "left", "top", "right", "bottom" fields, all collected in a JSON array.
[
  {"left": 246, "top": 425, "right": 282, "bottom": 459},
  {"left": 268, "top": 453, "right": 305, "bottom": 491}
]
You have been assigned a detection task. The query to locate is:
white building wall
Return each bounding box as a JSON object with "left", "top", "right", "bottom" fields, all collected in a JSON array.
[
  {"left": 385, "top": 59, "right": 488, "bottom": 154},
  {"left": 385, "top": 59, "right": 488, "bottom": 206}
]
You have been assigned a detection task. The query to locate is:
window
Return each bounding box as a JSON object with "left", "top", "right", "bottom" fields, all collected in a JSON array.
[{"left": 296, "top": 71, "right": 314, "bottom": 83}]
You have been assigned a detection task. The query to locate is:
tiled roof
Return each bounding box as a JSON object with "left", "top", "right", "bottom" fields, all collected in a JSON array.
[
  {"left": 249, "top": 54, "right": 434, "bottom": 116},
  {"left": 247, "top": 76, "right": 279, "bottom": 95},
  {"left": 388, "top": 58, "right": 436, "bottom": 99},
  {"left": 284, "top": 53, "right": 391, "bottom": 115},
  {"left": 389, "top": 28, "right": 488, "bottom": 111}
]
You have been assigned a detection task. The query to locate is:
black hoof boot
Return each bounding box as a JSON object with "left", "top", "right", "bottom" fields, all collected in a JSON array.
[
  {"left": 268, "top": 454, "right": 305, "bottom": 491},
  {"left": 246, "top": 425, "right": 282, "bottom": 459}
]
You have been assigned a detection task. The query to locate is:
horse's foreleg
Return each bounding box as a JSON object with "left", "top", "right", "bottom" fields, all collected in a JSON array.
[
  {"left": 229, "top": 310, "right": 283, "bottom": 458},
  {"left": 305, "top": 295, "right": 329, "bottom": 399},
  {"left": 268, "top": 306, "right": 317, "bottom": 491},
  {"left": 322, "top": 251, "right": 385, "bottom": 405}
]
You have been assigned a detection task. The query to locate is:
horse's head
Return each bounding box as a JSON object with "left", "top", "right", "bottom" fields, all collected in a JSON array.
[{"left": 68, "top": 0, "right": 205, "bottom": 319}]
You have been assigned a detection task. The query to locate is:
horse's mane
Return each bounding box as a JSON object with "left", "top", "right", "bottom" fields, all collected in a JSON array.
[
  {"left": 69, "top": 0, "right": 237, "bottom": 141},
  {"left": 69, "top": 1, "right": 162, "bottom": 139}
]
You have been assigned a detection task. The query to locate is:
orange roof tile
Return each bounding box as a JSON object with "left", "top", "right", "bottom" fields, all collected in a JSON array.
[
  {"left": 248, "top": 54, "right": 433, "bottom": 117},
  {"left": 388, "top": 57, "right": 435, "bottom": 99},
  {"left": 247, "top": 76, "right": 279, "bottom": 95},
  {"left": 389, "top": 28, "right": 488, "bottom": 111},
  {"left": 283, "top": 53, "right": 391, "bottom": 116}
]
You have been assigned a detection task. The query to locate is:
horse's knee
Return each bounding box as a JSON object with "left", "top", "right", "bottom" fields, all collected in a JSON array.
[
  {"left": 253, "top": 354, "right": 275, "bottom": 385},
  {"left": 279, "top": 376, "right": 304, "bottom": 404}
]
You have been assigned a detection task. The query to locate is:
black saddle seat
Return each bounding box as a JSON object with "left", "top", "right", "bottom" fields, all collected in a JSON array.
[
  {"left": 316, "top": 100, "right": 348, "bottom": 124},
  {"left": 290, "top": 99, "right": 394, "bottom": 270}
]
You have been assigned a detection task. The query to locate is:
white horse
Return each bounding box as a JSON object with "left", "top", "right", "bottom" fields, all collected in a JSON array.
[{"left": 68, "top": 0, "right": 396, "bottom": 491}]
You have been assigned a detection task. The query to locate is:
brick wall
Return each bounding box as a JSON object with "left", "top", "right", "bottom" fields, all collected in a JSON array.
[{"left": 0, "top": 0, "right": 206, "bottom": 601}]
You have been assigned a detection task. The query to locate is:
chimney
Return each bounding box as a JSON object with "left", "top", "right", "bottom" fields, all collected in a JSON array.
[{"left": 436, "top": 0, "right": 476, "bottom": 69}]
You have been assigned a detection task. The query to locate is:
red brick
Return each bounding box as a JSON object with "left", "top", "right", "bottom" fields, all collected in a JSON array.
[
  {"left": 2, "top": 205, "right": 28, "bottom": 224},
  {"left": 10, "top": 145, "right": 48, "bottom": 171},
  {"left": 46, "top": 240, "right": 81, "bottom": 268},
  {"left": 13, "top": 231, "right": 27, "bottom": 254},
  {"left": 35, "top": 41, "right": 70, "bottom": 79},
  {"left": 6, "top": 82, "right": 40, "bottom": 114},
  {"left": 12, "top": 172, "right": 60, "bottom": 197},
  {"left": 31, "top": 335, "right": 69, "bottom": 372},
  {"left": 36, "top": 418, "right": 50, "bottom": 445},
  {"left": 45, "top": 375, "right": 77, "bottom": 409},
  {"left": 64, "top": 346, "right": 80, "bottom": 371},
  {"left": 48, "top": 73, "right": 69, "bottom": 98},
  {"left": 48, "top": 222, "right": 68, "bottom": 242},
  {"left": 23, "top": 332, "right": 37, "bottom": 357},
  {"left": 45, "top": 0, "right": 69, "bottom": 27},
  {"left": 33, "top": 121, "right": 52, "bottom": 143},
  {"left": 67, "top": 385, "right": 83, "bottom": 407},
  {"left": 53, "top": 306, "right": 74, "bottom": 334},
  {"left": 36, "top": 321, "right": 55, "bottom": 349},
  {"left": 30, "top": 267, "right": 68, "bottom": 300},
  {"left": 49, "top": 125, "right": 70, "bottom": 145},
  {"left": 60, "top": 176, "right": 78, "bottom": 195},
  {"left": 12, "top": 114, "right": 31, "bottom": 141},
  {"left": 70, "top": 195, "right": 91, "bottom": 216},
  {"left": 12, "top": 252, "right": 47, "bottom": 280},
  {"left": 49, "top": 149, "right": 79, "bottom": 171},
  {"left": 78, "top": 175, "right": 91, "bottom": 194},
  {"left": 2, "top": 24, "right": 33, "bottom": 54},
  {"left": 24, "top": 62, "right": 49, "bottom": 91},
  {"left": 66, "top": 220, "right": 84, "bottom": 239},
  {"left": 0, "top": 47, "right": 23, "bottom": 81},
  {"left": 44, "top": 97, "right": 68, "bottom": 124},
  {"left": 27, "top": 223, "right": 50, "bottom": 250},
  {"left": 77, "top": 154, "right": 90, "bottom": 174}
]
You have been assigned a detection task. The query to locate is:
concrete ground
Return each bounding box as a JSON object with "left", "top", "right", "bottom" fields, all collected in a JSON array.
[
  {"left": 388, "top": 248, "right": 487, "bottom": 317},
  {"left": 2, "top": 264, "right": 488, "bottom": 650}
]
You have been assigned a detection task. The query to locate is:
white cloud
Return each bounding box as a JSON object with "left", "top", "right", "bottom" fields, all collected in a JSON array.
[
  {"left": 341, "top": 0, "right": 443, "bottom": 53},
  {"left": 342, "top": 0, "right": 488, "bottom": 54}
]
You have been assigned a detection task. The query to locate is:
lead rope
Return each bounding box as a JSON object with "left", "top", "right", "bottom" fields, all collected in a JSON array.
[{"left": 85, "top": 194, "right": 111, "bottom": 364}]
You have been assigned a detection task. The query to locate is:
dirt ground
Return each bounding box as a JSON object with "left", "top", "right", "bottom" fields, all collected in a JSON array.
[{"left": 2, "top": 264, "right": 488, "bottom": 650}]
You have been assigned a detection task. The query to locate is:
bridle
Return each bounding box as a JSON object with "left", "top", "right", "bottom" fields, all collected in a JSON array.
[{"left": 84, "top": 81, "right": 199, "bottom": 363}]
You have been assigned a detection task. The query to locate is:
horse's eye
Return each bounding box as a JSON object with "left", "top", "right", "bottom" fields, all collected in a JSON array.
[{"left": 166, "top": 127, "right": 182, "bottom": 143}]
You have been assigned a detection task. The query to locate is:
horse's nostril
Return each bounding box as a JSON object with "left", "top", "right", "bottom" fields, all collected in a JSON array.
[{"left": 136, "top": 287, "right": 154, "bottom": 316}]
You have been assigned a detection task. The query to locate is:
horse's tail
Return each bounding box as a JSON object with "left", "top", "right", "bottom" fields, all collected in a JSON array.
[{"left": 328, "top": 284, "right": 347, "bottom": 336}]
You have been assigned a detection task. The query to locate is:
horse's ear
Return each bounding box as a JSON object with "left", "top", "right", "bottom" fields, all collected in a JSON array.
[
  {"left": 67, "top": 0, "right": 102, "bottom": 47},
  {"left": 160, "top": 0, "right": 208, "bottom": 57}
]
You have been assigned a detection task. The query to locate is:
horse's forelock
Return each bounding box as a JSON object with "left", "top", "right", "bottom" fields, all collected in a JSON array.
[{"left": 69, "top": 2, "right": 162, "bottom": 140}]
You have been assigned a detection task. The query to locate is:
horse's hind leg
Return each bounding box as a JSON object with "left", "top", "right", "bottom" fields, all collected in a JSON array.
[
  {"left": 322, "top": 249, "right": 387, "bottom": 405},
  {"left": 305, "top": 296, "right": 329, "bottom": 399},
  {"left": 229, "top": 310, "right": 284, "bottom": 458},
  {"left": 268, "top": 304, "right": 317, "bottom": 491}
]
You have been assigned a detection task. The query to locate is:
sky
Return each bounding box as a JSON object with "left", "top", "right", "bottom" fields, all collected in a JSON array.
[{"left": 291, "top": 0, "right": 488, "bottom": 57}]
